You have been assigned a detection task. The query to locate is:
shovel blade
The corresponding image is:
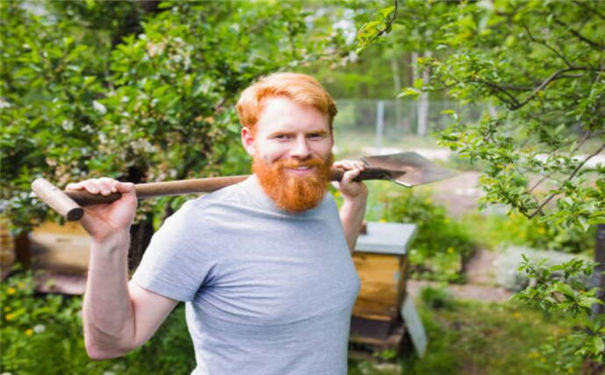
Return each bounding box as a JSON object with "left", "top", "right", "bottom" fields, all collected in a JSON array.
[{"left": 361, "top": 152, "right": 456, "bottom": 187}]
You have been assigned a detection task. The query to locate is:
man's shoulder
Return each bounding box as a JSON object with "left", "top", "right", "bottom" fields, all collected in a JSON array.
[{"left": 172, "top": 177, "right": 253, "bottom": 216}]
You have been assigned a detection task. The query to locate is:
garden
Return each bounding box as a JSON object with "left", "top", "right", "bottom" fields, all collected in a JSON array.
[{"left": 1, "top": 1, "right": 604, "bottom": 374}]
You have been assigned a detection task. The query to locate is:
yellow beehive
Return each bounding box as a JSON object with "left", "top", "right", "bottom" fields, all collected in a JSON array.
[{"left": 349, "top": 222, "right": 416, "bottom": 351}]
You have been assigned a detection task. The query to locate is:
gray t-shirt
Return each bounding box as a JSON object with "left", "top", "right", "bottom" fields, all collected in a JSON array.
[{"left": 131, "top": 175, "right": 360, "bottom": 375}]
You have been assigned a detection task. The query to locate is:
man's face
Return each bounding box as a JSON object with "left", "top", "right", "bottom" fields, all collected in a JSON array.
[{"left": 241, "top": 96, "right": 334, "bottom": 212}]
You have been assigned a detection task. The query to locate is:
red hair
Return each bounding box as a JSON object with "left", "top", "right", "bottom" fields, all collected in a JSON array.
[{"left": 235, "top": 72, "right": 337, "bottom": 132}]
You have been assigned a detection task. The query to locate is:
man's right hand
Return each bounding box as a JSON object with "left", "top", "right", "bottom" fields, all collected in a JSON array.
[
  {"left": 69, "top": 178, "right": 178, "bottom": 360},
  {"left": 66, "top": 178, "right": 137, "bottom": 243}
]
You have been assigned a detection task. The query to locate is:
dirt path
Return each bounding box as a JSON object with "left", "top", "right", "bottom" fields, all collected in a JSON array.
[
  {"left": 407, "top": 249, "right": 513, "bottom": 302},
  {"left": 406, "top": 167, "right": 513, "bottom": 302}
]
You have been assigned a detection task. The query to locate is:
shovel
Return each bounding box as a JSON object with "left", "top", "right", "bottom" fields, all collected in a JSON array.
[{"left": 31, "top": 151, "right": 456, "bottom": 221}]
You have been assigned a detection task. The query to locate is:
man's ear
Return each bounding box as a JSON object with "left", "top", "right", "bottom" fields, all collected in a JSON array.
[{"left": 241, "top": 127, "right": 255, "bottom": 156}]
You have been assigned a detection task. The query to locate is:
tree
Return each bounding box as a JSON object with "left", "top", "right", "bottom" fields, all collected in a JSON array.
[
  {"left": 359, "top": 0, "right": 604, "bottom": 372},
  {"left": 0, "top": 0, "right": 354, "bottom": 265}
]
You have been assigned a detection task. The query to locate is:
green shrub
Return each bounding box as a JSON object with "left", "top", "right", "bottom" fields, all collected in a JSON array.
[
  {"left": 381, "top": 189, "right": 476, "bottom": 282},
  {"left": 420, "top": 285, "right": 454, "bottom": 310},
  {"left": 1, "top": 268, "right": 195, "bottom": 375},
  {"left": 462, "top": 212, "right": 596, "bottom": 253}
]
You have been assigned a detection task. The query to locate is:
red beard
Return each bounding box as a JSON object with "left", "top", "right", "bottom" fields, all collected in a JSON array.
[{"left": 253, "top": 154, "right": 333, "bottom": 213}]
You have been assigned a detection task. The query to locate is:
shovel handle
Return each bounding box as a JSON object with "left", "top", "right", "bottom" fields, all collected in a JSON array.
[
  {"left": 68, "top": 168, "right": 393, "bottom": 206},
  {"left": 35, "top": 167, "right": 396, "bottom": 215},
  {"left": 65, "top": 175, "right": 249, "bottom": 206}
]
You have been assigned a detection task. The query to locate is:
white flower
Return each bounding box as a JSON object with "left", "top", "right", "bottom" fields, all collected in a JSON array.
[
  {"left": 93, "top": 100, "right": 107, "bottom": 115},
  {"left": 33, "top": 324, "right": 46, "bottom": 333}
]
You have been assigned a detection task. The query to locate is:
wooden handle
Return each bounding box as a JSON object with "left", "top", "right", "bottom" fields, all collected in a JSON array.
[
  {"left": 38, "top": 167, "right": 397, "bottom": 212},
  {"left": 65, "top": 175, "right": 249, "bottom": 206},
  {"left": 31, "top": 178, "right": 84, "bottom": 221}
]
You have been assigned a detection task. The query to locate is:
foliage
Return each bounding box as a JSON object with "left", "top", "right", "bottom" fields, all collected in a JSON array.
[
  {"left": 514, "top": 256, "right": 605, "bottom": 365},
  {"left": 1, "top": 269, "right": 103, "bottom": 374},
  {"left": 419, "top": 284, "right": 454, "bottom": 310},
  {"left": 360, "top": 0, "right": 605, "bottom": 369},
  {"left": 392, "top": 0, "right": 604, "bottom": 231},
  {"left": 381, "top": 189, "right": 476, "bottom": 282},
  {"left": 2, "top": 268, "right": 587, "bottom": 375},
  {"left": 400, "top": 299, "right": 583, "bottom": 375},
  {"left": 461, "top": 212, "right": 596, "bottom": 254},
  {"left": 0, "top": 0, "right": 354, "bottom": 233},
  {"left": 0, "top": 268, "right": 196, "bottom": 374},
  {"left": 349, "top": 298, "right": 585, "bottom": 375}
]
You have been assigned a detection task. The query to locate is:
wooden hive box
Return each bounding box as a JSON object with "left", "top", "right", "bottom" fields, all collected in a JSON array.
[
  {"left": 349, "top": 221, "right": 417, "bottom": 353},
  {"left": 17, "top": 221, "right": 90, "bottom": 294}
]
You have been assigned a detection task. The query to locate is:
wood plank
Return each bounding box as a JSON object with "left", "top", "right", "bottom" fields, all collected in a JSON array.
[
  {"left": 352, "top": 253, "right": 401, "bottom": 319},
  {"left": 29, "top": 222, "right": 90, "bottom": 273}
]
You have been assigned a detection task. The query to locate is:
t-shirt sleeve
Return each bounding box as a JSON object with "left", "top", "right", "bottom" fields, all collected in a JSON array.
[{"left": 131, "top": 199, "right": 215, "bottom": 302}]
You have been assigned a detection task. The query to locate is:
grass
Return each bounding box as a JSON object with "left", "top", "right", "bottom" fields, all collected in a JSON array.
[
  {"left": 0, "top": 274, "right": 584, "bottom": 375},
  {"left": 349, "top": 296, "right": 583, "bottom": 375}
]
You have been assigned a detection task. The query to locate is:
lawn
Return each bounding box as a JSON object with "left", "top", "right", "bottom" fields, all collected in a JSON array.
[{"left": 350, "top": 294, "right": 582, "bottom": 375}]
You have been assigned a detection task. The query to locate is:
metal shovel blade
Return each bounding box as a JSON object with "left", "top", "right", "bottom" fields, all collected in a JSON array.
[{"left": 361, "top": 151, "right": 457, "bottom": 187}]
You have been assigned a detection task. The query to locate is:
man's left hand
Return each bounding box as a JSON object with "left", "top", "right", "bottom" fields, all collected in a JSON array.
[{"left": 332, "top": 160, "right": 368, "bottom": 201}]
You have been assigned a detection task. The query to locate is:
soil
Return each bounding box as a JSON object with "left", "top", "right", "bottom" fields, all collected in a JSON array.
[{"left": 407, "top": 169, "right": 513, "bottom": 302}]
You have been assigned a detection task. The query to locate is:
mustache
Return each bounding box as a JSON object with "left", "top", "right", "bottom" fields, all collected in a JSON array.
[{"left": 272, "top": 157, "right": 327, "bottom": 170}]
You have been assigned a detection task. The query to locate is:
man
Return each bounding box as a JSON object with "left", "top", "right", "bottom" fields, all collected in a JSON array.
[{"left": 68, "top": 72, "right": 368, "bottom": 374}]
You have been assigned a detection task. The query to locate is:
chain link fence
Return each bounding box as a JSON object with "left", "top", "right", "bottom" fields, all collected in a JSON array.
[{"left": 332, "top": 99, "right": 489, "bottom": 155}]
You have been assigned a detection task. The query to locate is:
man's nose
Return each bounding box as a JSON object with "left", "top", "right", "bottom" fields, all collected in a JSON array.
[{"left": 290, "top": 137, "right": 311, "bottom": 159}]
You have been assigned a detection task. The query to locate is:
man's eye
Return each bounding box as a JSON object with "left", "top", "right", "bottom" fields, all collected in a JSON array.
[
  {"left": 275, "top": 134, "right": 291, "bottom": 140},
  {"left": 308, "top": 133, "right": 324, "bottom": 139}
]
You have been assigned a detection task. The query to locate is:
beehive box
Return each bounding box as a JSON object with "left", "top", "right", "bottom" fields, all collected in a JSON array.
[
  {"left": 0, "top": 217, "right": 16, "bottom": 275},
  {"left": 29, "top": 221, "right": 90, "bottom": 273},
  {"left": 349, "top": 222, "right": 416, "bottom": 351}
]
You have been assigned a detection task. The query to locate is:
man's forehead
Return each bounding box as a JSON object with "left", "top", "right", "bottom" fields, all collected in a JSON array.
[{"left": 256, "top": 97, "right": 330, "bottom": 133}]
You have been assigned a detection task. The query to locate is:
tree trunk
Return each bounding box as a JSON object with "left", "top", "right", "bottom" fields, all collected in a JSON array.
[
  {"left": 414, "top": 51, "right": 431, "bottom": 137},
  {"left": 128, "top": 215, "right": 154, "bottom": 271},
  {"left": 592, "top": 224, "right": 605, "bottom": 316},
  {"left": 583, "top": 224, "right": 605, "bottom": 374},
  {"left": 391, "top": 56, "right": 403, "bottom": 130},
  {"left": 111, "top": 1, "right": 162, "bottom": 47}
]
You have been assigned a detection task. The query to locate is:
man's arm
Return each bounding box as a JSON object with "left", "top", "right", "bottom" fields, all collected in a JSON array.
[
  {"left": 84, "top": 232, "right": 178, "bottom": 360},
  {"left": 67, "top": 178, "right": 177, "bottom": 360},
  {"left": 332, "top": 161, "right": 368, "bottom": 252}
]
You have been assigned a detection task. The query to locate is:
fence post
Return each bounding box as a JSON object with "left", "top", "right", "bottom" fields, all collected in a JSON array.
[
  {"left": 376, "top": 100, "right": 384, "bottom": 150},
  {"left": 592, "top": 224, "right": 605, "bottom": 316},
  {"left": 417, "top": 51, "right": 432, "bottom": 137}
]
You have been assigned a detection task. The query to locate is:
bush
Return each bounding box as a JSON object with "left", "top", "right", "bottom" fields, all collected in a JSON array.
[
  {"left": 0, "top": 268, "right": 195, "bottom": 374},
  {"left": 492, "top": 246, "right": 592, "bottom": 292},
  {"left": 462, "top": 212, "right": 596, "bottom": 254},
  {"left": 420, "top": 285, "right": 454, "bottom": 310},
  {"left": 381, "top": 189, "right": 476, "bottom": 282}
]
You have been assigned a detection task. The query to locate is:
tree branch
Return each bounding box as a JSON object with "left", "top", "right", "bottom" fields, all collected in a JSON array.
[
  {"left": 474, "top": 78, "right": 522, "bottom": 108},
  {"left": 572, "top": 0, "right": 605, "bottom": 22},
  {"left": 553, "top": 17, "right": 605, "bottom": 49},
  {"left": 364, "top": 0, "right": 399, "bottom": 46},
  {"left": 528, "top": 130, "right": 593, "bottom": 193},
  {"left": 529, "top": 143, "right": 605, "bottom": 218},
  {"left": 379, "top": 0, "right": 398, "bottom": 39},
  {"left": 522, "top": 23, "right": 574, "bottom": 68},
  {"left": 511, "top": 67, "right": 594, "bottom": 110}
]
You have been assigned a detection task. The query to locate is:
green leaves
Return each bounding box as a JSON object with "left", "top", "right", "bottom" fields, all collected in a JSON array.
[
  {"left": 356, "top": 1, "right": 397, "bottom": 54},
  {"left": 1, "top": 1, "right": 352, "bottom": 230},
  {"left": 515, "top": 254, "right": 605, "bottom": 362},
  {"left": 358, "top": 0, "right": 605, "bottom": 233}
]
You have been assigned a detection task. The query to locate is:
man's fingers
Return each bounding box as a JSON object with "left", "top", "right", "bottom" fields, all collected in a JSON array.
[
  {"left": 333, "top": 160, "right": 365, "bottom": 183},
  {"left": 341, "top": 168, "right": 361, "bottom": 184},
  {"left": 66, "top": 178, "right": 133, "bottom": 196},
  {"left": 65, "top": 182, "right": 83, "bottom": 191},
  {"left": 116, "top": 182, "right": 135, "bottom": 194}
]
